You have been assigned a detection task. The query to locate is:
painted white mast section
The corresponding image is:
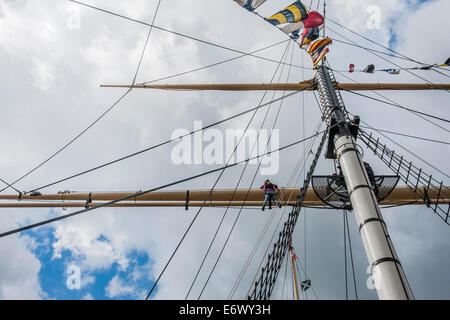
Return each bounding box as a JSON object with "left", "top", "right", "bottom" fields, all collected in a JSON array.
[
  {"left": 316, "top": 64, "right": 414, "bottom": 300},
  {"left": 335, "top": 135, "right": 414, "bottom": 299}
]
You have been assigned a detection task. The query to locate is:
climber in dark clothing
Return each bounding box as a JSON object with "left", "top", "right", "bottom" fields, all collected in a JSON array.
[{"left": 260, "top": 180, "right": 282, "bottom": 211}]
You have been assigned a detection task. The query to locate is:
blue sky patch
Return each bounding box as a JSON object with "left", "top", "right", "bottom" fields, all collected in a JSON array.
[{"left": 22, "top": 227, "right": 156, "bottom": 300}]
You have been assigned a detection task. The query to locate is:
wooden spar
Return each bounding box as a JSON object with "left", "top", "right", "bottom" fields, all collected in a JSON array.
[
  {"left": 290, "top": 249, "right": 300, "bottom": 300},
  {"left": 0, "top": 187, "right": 448, "bottom": 208},
  {"left": 101, "top": 80, "right": 316, "bottom": 91},
  {"left": 0, "top": 199, "right": 446, "bottom": 208},
  {"left": 101, "top": 81, "right": 450, "bottom": 91},
  {"left": 0, "top": 200, "right": 443, "bottom": 208},
  {"left": 1, "top": 187, "right": 448, "bottom": 201}
]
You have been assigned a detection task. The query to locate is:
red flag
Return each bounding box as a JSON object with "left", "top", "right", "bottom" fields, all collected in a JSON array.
[{"left": 349, "top": 64, "right": 355, "bottom": 73}]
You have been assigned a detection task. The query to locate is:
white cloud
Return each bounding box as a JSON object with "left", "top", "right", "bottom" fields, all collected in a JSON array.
[
  {"left": 82, "top": 292, "right": 94, "bottom": 300},
  {"left": 0, "top": 234, "right": 43, "bottom": 299},
  {"left": 52, "top": 222, "right": 130, "bottom": 272},
  {"left": 105, "top": 275, "right": 136, "bottom": 298},
  {"left": 0, "top": 0, "right": 449, "bottom": 300}
]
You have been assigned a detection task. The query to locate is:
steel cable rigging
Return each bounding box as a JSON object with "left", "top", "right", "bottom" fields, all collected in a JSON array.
[
  {"left": 331, "top": 68, "right": 450, "bottom": 134},
  {"left": 0, "top": 130, "right": 327, "bottom": 240},
  {"left": 325, "top": 15, "right": 450, "bottom": 75},
  {"left": 227, "top": 119, "right": 324, "bottom": 300},
  {"left": 184, "top": 41, "right": 295, "bottom": 299},
  {"left": 193, "top": 42, "right": 299, "bottom": 299},
  {"left": 145, "top": 41, "right": 293, "bottom": 300},
  {"left": 0, "top": 0, "right": 163, "bottom": 194},
  {"left": 26, "top": 91, "right": 303, "bottom": 193},
  {"left": 326, "top": 27, "right": 450, "bottom": 91},
  {"left": 69, "top": 0, "right": 310, "bottom": 71}
]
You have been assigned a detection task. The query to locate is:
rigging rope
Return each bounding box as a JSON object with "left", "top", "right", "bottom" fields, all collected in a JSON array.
[
  {"left": 227, "top": 119, "right": 324, "bottom": 300},
  {"left": 1, "top": 0, "right": 164, "bottom": 194},
  {"left": 343, "top": 90, "right": 450, "bottom": 125},
  {"left": 0, "top": 178, "right": 21, "bottom": 195},
  {"left": 344, "top": 210, "right": 358, "bottom": 300},
  {"left": 195, "top": 42, "right": 298, "bottom": 300},
  {"left": 0, "top": 89, "right": 131, "bottom": 194},
  {"left": 26, "top": 91, "right": 303, "bottom": 193},
  {"left": 281, "top": 249, "right": 289, "bottom": 299},
  {"left": 326, "top": 27, "right": 450, "bottom": 92},
  {"left": 325, "top": 16, "right": 450, "bottom": 75},
  {"left": 185, "top": 41, "right": 295, "bottom": 299},
  {"left": 359, "top": 126, "right": 450, "bottom": 146},
  {"left": 329, "top": 38, "right": 413, "bottom": 62},
  {"left": 145, "top": 42, "right": 295, "bottom": 300},
  {"left": 244, "top": 79, "right": 328, "bottom": 300},
  {"left": 131, "top": 0, "right": 162, "bottom": 85},
  {"left": 343, "top": 210, "right": 348, "bottom": 300},
  {"left": 138, "top": 40, "right": 291, "bottom": 85},
  {"left": 332, "top": 68, "right": 450, "bottom": 134},
  {"left": 69, "top": 0, "right": 310, "bottom": 71},
  {"left": 358, "top": 123, "right": 450, "bottom": 180},
  {"left": 357, "top": 128, "right": 450, "bottom": 225},
  {"left": 247, "top": 125, "right": 329, "bottom": 300}
]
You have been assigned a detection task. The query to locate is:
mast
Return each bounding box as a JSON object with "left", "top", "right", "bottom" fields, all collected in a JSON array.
[{"left": 315, "top": 63, "right": 414, "bottom": 300}]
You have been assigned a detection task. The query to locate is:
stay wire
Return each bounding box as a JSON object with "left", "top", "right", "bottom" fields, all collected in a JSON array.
[
  {"left": 344, "top": 210, "right": 358, "bottom": 300},
  {"left": 0, "top": 178, "right": 21, "bottom": 195},
  {"left": 0, "top": 88, "right": 132, "bottom": 194},
  {"left": 228, "top": 95, "right": 320, "bottom": 300},
  {"left": 1, "top": 0, "right": 163, "bottom": 194},
  {"left": 359, "top": 126, "right": 450, "bottom": 146},
  {"left": 356, "top": 120, "right": 450, "bottom": 180},
  {"left": 292, "top": 247, "right": 308, "bottom": 300},
  {"left": 326, "top": 16, "right": 450, "bottom": 74},
  {"left": 326, "top": 27, "right": 450, "bottom": 92},
  {"left": 332, "top": 68, "right": 450, "bottom": 133},
  {"left": 292, "top": 246, "right": 320, "bottom": 300},
  {"left": 329, "top": 38, "right": 414, "bottom": 63},
  {"left": 343, "top": 210, "right": 348, "bottom": 300},
  {"left": 0, "top": 131, "right": 326, "bottom": 240},
  {"left": 343, "top": 90, "right": 450, "bottom": 125},
  {"left": 226, "top": 45, "right": 319, "bottom": 300},
  {"left": 282, "top": 250, "right": 289, "bottom": 299},
  {"left": 243, "top": 84, "right": 329, "bottom": 300},
  {"left": 69, "top": 0, "right": 309, "bottom": 71},
  {"left": 228, "top": 119, "right": 324, "bottom": 300},
  {"left": 26, "top": 91, "right": 302, "bottom": 193},
  {"left": 131, "top": 0, "right": 162, "bottom": 86},
  {"left": 244, "top": 124, "right": 328, "bottom": 300},
  {"left": 185, "top": 41, "right": 294, "bottom": 300},
  {"left": 196, "top": 41, "right": 297, "bottom": 300},
  {"left": 138, "top": 40, "right": 289, "bottom": 85}
]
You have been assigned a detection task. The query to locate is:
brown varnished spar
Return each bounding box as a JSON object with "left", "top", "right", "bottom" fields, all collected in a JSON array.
[{"left": 0, "top": 186, "right": 448, "bottom": 208}]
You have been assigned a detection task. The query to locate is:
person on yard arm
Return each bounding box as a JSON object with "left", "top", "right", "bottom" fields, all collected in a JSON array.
[{"left": 260, "top": 180, "right": 282, "bottom": 211}]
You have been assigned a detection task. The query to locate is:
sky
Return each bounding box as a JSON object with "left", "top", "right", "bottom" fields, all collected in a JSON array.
[{"left": 0, "top": 0, "right": 449, "bottom": 300}]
